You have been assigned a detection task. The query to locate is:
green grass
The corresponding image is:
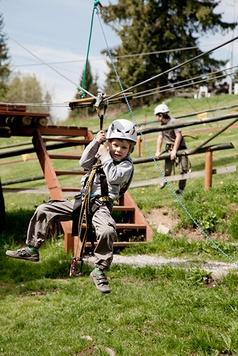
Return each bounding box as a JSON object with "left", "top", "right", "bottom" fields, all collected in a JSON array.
[
  {"left": 1, "top": 257, "right": 238, "bottom": 355},
  {"left": 1, "top": 94, "right": 238, "bottom": 354}
]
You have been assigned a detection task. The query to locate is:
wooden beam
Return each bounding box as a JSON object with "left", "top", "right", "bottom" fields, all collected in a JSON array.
[{"left": 130, "top": 165, "right": 236, "bottom": 188}]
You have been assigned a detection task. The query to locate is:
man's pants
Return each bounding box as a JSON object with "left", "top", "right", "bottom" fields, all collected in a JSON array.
[
  {"left": 26, "top": 199, "right": 117, "bottom": 269},
  {"left": 164, "top": 155, "right": 189, "bottom": 191}
]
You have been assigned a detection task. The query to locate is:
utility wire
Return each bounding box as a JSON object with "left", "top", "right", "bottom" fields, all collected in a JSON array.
[
  {"left": 3, "top": 67, "right": 237, "bottom": 109},
  {"left": 107, "top": 35, "right": 238, "bottom": 101},
  {"left": 9, "top": 36, "right": 96, "bottom": 99},
  {"left": 12, "top": 47, "right": 198, "bottom": 68},
  {"left": 108, "top": 67, "right": 238, "bottom": 102},
  {"left": 131, "top": 72, "right": 232, "bottom": 101},
  {"left": 108, "top": 46, "right": 198, "bottom": 59}
]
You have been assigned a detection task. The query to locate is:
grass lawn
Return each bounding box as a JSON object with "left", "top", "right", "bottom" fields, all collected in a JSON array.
[{"left": 1, "top": 95, "right": 238, "bottom": 355}]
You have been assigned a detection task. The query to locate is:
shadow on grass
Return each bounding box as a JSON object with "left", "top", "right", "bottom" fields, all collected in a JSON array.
[
  {"left": 0, "top": 208, "right": 78, "bottom": 296},
  {"left": 0, "top": 248, "right": 93, "bottom": 299},
  {"left": 0, "top": 208, "right": 33, "bottom": 245},
  {"left": 0, "top": 206, "right": 94, "bottom": 300}
]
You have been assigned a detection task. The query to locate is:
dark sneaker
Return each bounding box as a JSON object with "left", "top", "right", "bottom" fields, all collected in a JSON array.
[
  {"left": 6, "top": 247, "right": 39, "bottom": 262},
  {"left": 175, "top": 189, "right": 184, "bottom": 195},
  {"left": 90, "top": 268, "right": 111, "bottom": 294}
]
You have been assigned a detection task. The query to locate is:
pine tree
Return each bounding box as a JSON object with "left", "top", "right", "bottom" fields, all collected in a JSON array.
[
  {"left": 69, "top": 60, "right": 99, "bottom": 120},
  {"left": 101, "top": 0, "right": 237, "bottom": 104},
  {"left": 0, "top": 13, "right": 10, "bottom": 100}
]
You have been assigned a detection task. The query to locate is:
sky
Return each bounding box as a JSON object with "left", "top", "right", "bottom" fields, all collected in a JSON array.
[{"left": 1, "top": 0, "right": 238, "bottom": 121}]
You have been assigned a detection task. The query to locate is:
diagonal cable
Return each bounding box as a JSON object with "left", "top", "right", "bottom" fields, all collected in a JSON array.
[
  {"left": 106, "top": 35, "right": 238, "bottom": 101},
  {"left": 9, "top": 36, "right": 96, "bottom": 99}
]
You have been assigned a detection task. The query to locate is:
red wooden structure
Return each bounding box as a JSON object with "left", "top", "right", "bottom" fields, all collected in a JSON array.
[{"left": 0, "top": 104, "right": 153, "bottom": 253}]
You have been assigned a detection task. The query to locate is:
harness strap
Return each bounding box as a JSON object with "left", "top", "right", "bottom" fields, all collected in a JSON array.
[{"left": 98, "top": 167, "right": 109, "bottom": 197}]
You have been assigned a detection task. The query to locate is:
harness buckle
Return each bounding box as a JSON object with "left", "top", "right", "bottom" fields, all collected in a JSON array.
[{"left": 98, "top": 196, "right": 111, "bottom": 202}]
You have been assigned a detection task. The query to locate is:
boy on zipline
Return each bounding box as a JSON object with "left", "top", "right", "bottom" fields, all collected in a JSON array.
[
  {"left": 6, "top": 119, "right": 137, "bottom": 294},
  {"left": 154, "top": 103, "right": 189, "bottom": 195}
]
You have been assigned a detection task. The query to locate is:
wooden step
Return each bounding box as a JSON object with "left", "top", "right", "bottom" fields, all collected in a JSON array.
[
  {"left": 44, "top": 138, "right": 88, "bottom": 144},
  {"left": 55, "top": 170, "right": 84, "bottom": 176},
  {"left": 112, "top": 205, "right": 135, "bottom": 223},
  {"left": 62, "top": 188, "right": 81, "bottom": 192},
  {"left": 49, "top": 154, "right": 81, "bottom": 160},
  {"left": 116, "top": 223, "right": 147, "bottom": 230},
  {"left": 80, "top": 222, "right": 146, "bottom": 230},
  {"left": 112, "top": 205, "right": 135, "bottom": 212}
]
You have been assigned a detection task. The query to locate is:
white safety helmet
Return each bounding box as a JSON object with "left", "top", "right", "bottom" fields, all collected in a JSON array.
[
  {"left": 106, "top": 119, "right": 137, "bottom": 143},
  {"left": 154, "top": 103, "right": 169, "bottom": 115}
]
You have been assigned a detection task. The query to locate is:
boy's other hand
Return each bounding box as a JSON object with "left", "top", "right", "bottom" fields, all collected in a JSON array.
[{"left": 95, "top": 130, "right": 106, "bottom": 144}]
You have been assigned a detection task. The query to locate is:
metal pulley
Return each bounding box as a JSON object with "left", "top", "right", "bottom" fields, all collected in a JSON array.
[{"left": 94, "top": 91, "right": 108, "bottom": 130}]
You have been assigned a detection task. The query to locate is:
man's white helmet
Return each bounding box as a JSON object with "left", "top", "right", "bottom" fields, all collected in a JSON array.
[
  {"left": 106, "top": 119, "right": 137, "bottom": 143},
  {"left": 154, "top": 103, "right": 169, "bottom": 115}
]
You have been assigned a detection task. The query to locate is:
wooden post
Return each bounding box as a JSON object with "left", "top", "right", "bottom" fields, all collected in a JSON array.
[
  {"left": 0, "top": 179, "right": 6, "bottom": 231},
  {"left": 32, "top": 129, "right": 74, "bottom": 253},
  {"left": 204, "top": 151, "right": 213, "bottom": 190},
  {"left": 137, "top": 136, "right": 143, "bottom": 157}
]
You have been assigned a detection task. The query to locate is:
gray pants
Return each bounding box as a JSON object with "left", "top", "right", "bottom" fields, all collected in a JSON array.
[
  {"left": 26, "top": 199, "right": 117, "bottom": 269},
  {"left": 164, "top": 155, "right": 189, "bottom": 191}
]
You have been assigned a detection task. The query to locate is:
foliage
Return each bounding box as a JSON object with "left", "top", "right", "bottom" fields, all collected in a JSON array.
[
  {"left": 4, "top": 73, "right": 51, "bottom": 113},
  {"left": 101, "top": 0, "right": 237, "bottom": 104},
  {"left": 0, "top": 13, "right": 10, "bottom": 100},
  {"left": 173, "top": 181, "right": 238, "bottom": 236}
]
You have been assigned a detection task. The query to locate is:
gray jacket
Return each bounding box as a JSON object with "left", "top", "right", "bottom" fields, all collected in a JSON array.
[{"left": 80, "top": 138, "right": 133, "bottom": 200}]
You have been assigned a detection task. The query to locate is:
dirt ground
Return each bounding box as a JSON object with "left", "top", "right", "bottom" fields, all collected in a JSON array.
[
  {"left": 108, "top": 208, "right": 238, "bottom": 282},
  {"left": 146, "top": 207, "right": 228, "bottom": 241}
]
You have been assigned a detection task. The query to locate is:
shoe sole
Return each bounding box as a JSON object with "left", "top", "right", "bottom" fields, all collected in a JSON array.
[{"left": 6, "top": 252, "right": 39, "bottom": 262}]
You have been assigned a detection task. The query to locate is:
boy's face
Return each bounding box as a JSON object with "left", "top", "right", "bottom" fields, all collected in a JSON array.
[{"left": 108, "top": 139, "right": 131, "bottom": 161}]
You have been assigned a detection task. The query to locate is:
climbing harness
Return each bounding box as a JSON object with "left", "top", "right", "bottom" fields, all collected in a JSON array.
[
  {"left": 69, "top": 160, "right": 101, "bottom": 277},
  {"left": 69, "top": 156, "right": 134, "bottom": 277}
]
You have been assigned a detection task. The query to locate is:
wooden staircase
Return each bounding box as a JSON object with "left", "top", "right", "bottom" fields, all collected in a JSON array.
[{"left": 0, "top": 104, "right": 153, "bottom": 253}]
